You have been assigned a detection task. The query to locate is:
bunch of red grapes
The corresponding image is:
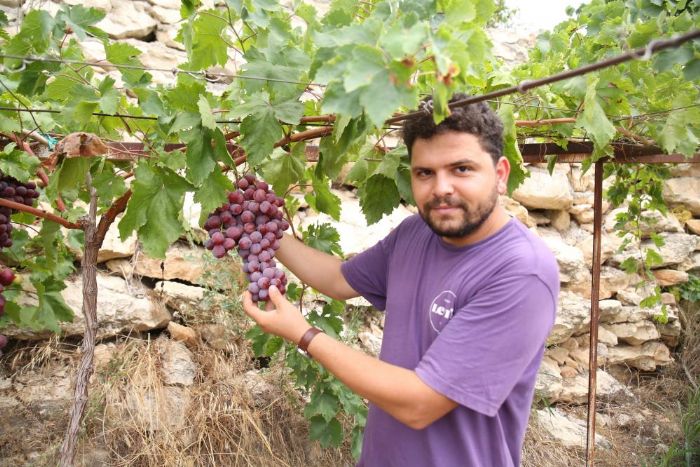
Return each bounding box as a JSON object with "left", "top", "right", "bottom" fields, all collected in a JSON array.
[
  {"left": 0, "top": 172, "right": 39, "bottom": 353},
  {"left": 204, "top": 175, "right": 289, "bottom": 302}
]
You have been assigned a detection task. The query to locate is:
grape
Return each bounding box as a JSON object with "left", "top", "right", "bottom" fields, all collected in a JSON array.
[
  {"left": 0, "top": 268, "right": 15, "bottom": 286},
  {"left": 212, "top": 245, "right": 226, "bottom": 258},
  {"left": 211, "top": 231, "right": 225, "bottom": 245},
  {"left": 202, "top": 174, "right": 291, "bottom": 302}
]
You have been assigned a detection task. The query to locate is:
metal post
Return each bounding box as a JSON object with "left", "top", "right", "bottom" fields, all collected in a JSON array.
[{"left": 585, "top": 160, "right": 604, "bottom": 465}]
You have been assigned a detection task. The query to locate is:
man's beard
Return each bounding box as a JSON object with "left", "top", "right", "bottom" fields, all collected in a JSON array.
[{"left": 419, "top": 187, "right": 499, "bottom": 238}]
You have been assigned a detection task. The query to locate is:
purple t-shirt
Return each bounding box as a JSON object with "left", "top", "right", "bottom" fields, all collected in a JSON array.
[{"left": 341, "top": 215, "right": 559, "bottom": 467}]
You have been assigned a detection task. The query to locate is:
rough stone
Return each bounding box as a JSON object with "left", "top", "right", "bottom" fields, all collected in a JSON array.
[
  {"left": 500, "top": 196, "right": 535, "bottom": 227},
  {"left": 599, "top": 266, "right": 634, "bottom": 300},
  {"left": 197, "top": 324, "right": 230, "bottom": 350},
  {"left": 658, "top": 319, "right": 682, "bottom": 348},
  {"left": 157, "top": 338, "right": 196, "bottom": 386},
  {"left": 664, "top": 177, "right": 700, "bottom": 215},
  {"left": 604, "top": 321, "right": 660, "bottom": 346},
  {"left": 167, "top": 321, "right": 199, "bottom": 346},
  {"left": 536, "top": 408, "right": 610, "bottom": 449},
  {"left": 559, "top": 370, "right": 633, "bottom": 405},
  {"left": 547, "top": 209, "right": 570, "bottom": 231},
  {"left": 652, "top": 269, "right": 689, "bottom": 286},
  {"left": 610, "top": 232, "right": 699, "bottom": 269},
  {"left": 121, "top": 38, "right": 188, "bottom": 84},
  {"left": 604, "top": 207, "right": 684, "bottom": 236},
  {"left": 569, "top": 204, "right": 594, "bottom": 225},
  {"left": 106, "top": 243, "right": 244, "bottom": 289},
  {"left": 6, "top": 273, "right": 171, "bottom": 340},
  {"left": 679, "top": 251, "right": 700, "bottom": 273},
  {"left": 155, "top": 280, "right": 207, "bottom": 313},
  {"left": 686, "top": 219, "right": 700, "bottom": 235},
  {"left": 96, "top": 1, "right": 158, "bottom": 40},
  {"left": 548, "top": 291, "right": 590, "bottom": 345},
  {"left": 607, "top": 341, "right": 672, "bottom": 371},
  {"left": 512, "top": 166, "right": 574, "bottom": 210}
]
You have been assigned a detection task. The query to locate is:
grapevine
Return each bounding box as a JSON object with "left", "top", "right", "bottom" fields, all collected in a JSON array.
[{"left": 204, "top": 174, "right": 289, "bottom": 302}]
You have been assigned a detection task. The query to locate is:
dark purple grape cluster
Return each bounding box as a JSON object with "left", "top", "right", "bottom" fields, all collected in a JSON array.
[
  {"left": 204, "top": 174, "right": 290, "bottom": 302},
  {"left": 0, "top": 173, "right": 39, "bottom": 249},
  {"left": 0, "top": 173, "right": 38, "bottom": 351},
  {"left": 0, "top": 267, "right": 15, "bottom": 355}
]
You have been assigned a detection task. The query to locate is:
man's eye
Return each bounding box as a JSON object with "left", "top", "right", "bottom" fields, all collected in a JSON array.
[{"left": 455, "top": 166, "right": 470, "bottom": 174}]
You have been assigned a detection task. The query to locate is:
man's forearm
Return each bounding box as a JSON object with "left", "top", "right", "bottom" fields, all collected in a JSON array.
[{"left": 275, "top": 234, "right": 357, "bottom": 300}]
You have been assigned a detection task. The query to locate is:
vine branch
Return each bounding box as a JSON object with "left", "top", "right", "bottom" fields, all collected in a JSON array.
[{"left": 0, "top": 198, "right": 79, "bottom": 229}]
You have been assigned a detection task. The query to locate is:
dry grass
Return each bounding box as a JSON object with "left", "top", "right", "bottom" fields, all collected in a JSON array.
[{"left": 79, "top": 336, "right": 352, "bottom": 467}]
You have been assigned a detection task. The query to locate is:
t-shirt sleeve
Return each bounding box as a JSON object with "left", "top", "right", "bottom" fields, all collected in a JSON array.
[
  {"left": 415, "top": 273, "right": 556, "bottom": 417},
  {"left": 340, "top": 225, "right": 402, "bottom": 311}
]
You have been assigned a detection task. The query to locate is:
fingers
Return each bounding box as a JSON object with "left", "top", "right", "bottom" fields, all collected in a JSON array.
[
  {"left": 268, "top": 285, "right": 282, "bottom": 305},
  {"left": 242, "top": 291, "right": 264, "bottom": 322}
]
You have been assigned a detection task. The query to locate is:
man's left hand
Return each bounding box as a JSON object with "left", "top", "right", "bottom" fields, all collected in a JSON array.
[{"left": 242, "top": 286, "right": 311, "bottom": 344}]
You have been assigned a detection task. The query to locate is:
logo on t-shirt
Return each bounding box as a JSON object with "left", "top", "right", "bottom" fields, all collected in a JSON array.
[{"left": 429, "top": 290, "right": 456, "bottom": 332}]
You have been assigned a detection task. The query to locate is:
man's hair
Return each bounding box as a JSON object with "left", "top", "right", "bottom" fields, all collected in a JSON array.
[{"left": 401, "top": 93, "right": 504, "bottom": 164}]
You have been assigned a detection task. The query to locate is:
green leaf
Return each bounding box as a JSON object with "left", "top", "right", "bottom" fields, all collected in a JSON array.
[
  {"left": 185, "top": 10, "right": 229, "bottom": 70},
  {"left": 305, "top": 390, "right": 339, "bottom": 422},
  {"left": 58, "top": 5, "right": 106, "bottom": 40},
  {"left": 683, "top": 58, "right": 700, "bottom": 81},
  {"left": 232, "top": 94, "right": 288, "bottom": 167},
  {"left": 55, "top": 157, "right": 92, "bottom": 194},
  {"left": 308, "top": 416, "right": 343, "bottom": 448},
  {"left": 358, "top": 174, "right": 401, "bottom": 224},
  {"left": 118, "top": 163, "right": 193, "bottom": 258},
  {"left": 343, "top": 46, "right": 386, "bottom": 93},
  {"left": 0, "top": 145, "right": 40, "bottom": 182},
  {"left": 497, "top": 103, "right": 529, "bottom": 193},
  {"left": 303, "top": 223, "right": 342, "bottom": 256},
  {"left": 305, "top": 176, "right": 341, "bottom": 220},
  {"left": 260, "top": 146, "right": 306, "bottom": 195},
  {"left": 194, "top": 168, "right": 233, "bottom": 225},
  {"left": 658, "top": 105, "right": 700, "bottom": 157},
  {"left": 104, "top": 41, "right": 150, "bottom": 87},
  {"left": 198, "top": 95, "right": 217, "bottom": 130},
  {"left": 620, "top": 257, "right": 639, "bottom": 274},
  {"left": 577, "top": 78, "right": 616, "bottom": 153},
  {"left": 358, "top": 69, "right": 417, "bottom": 128},
  {"left": 438, "top": 0, "right": 476, "bottom": 24},
  {"left": 645, "top": 248, "right": 663, "bottom": 268},
  {"left": 184, "top": 126, "right": 219, "bottom": 185}
]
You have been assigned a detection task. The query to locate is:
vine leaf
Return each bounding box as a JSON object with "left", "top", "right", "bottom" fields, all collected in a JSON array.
[
  {"left": 309, "top": 416, "right": 343, "bottom": 447},
  {"left": 303, "top": 223, "right": 342, "bottom": 256},
  {"left": 232, "top": 93, "right": 303, "bottom": 166},
  {"left": 182, "top": 9, "right": 228, "bottom": 70},
  {"left": 119, "top": 163, "right": 192, "bottom": 258},
  {"left": 0, "top": 144, "right": 39, "bottom": 183},
  {"left": 260, "top": 147, "right": 306, "bottom": 195},
  {"left": 358, "top": 174, "right": 401, "bottom": 224},
  {"left": 304, "top": 391, "right": 338, "bottom": 422},
  {"left": 498, "top": 103, "right": 528, "bottom": 193},
  {"left": 577, "top": 78, "right": 616, "bottom": 155}
]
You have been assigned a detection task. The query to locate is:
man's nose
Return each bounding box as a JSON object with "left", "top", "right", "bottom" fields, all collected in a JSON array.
[{"left": 433, "top": 173, "right": 454, "bottom": 197}]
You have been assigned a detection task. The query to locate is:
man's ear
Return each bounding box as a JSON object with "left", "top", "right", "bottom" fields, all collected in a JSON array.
[{"left": 496, "top": 156, "right": 511, "bottom": 195}]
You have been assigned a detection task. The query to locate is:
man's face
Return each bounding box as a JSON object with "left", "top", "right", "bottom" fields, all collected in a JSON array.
[{"left": 410, "top": 131, "right": 509, "bottom": 245}]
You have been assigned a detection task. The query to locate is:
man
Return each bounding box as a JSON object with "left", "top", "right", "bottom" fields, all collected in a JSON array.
[{"left": 242, "top": 93, "right": 559, "bottom": 466}]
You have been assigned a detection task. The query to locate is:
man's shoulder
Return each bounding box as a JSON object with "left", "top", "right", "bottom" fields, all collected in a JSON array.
[{"left": 487, "top": 219, "right": 560, "bottom": 281}]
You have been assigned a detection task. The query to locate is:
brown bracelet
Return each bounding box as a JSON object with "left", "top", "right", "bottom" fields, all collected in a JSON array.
[{"left": 298, "top": 327, "right": 324, "bottom": 355}]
